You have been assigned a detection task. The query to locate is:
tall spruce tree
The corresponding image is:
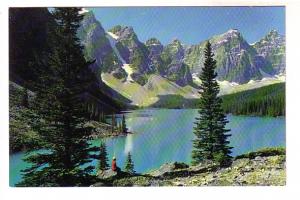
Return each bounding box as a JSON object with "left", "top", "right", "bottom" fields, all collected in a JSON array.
[
  {"left": 191, "top": 41, "right": 232, "bottom": 167},
  {"left": 17, "top": 8, "right": 99, "bottom": 186},
  {"left": 111, "top": 113, "right": 117, "bottom": 133},
  {"left": 124, "top": 152, "right": 135, "bottom": 174},
  {"left": 121, "top": 114, "right": 128, "bottom": 133},
  {"left": 21, "top": 87, "right": 29, "bottom": 108},
  {"left": 98, "top": 142, "right": 109, "bottom": 171}
]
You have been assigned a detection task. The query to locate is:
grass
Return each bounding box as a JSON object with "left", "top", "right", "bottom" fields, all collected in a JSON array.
[
  {"left": 102, "top": 73, "right": 198, "bottom": 107},
  {"left": 235, "top": 147, "right": 286, "bottom": 160}
]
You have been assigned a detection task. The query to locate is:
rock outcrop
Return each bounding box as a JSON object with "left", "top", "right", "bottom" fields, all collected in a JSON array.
[
  {"left": 79, "top": 10, "right": 285, "bottom": 87},
  {"left": 93, "top": 148, "right": 286, "bottom": 186},
  {"left": 78, "top": 11, "right": 121, "bottom": 80},
  {"left": 184, "top": 29, "right": 276, "bottom": 83},
  {"left": 253, "top": 30, "right": 285, "bottom": 74},
  {"left": 160, "top": 39, "right": 193, "bottom": 86},
  {"left": 108, "top": 25, "right": 151, "bottom": 74}
]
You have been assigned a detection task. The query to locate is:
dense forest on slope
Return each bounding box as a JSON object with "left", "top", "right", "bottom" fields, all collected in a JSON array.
[
  {"left": 9, "top": 8, "right": 130, "bottom": 154},
  {"left": 221, "top": 83, "right": 285, "bottom": 116},
  {"left": 150, "top": 83, "right": 285, "bottom": 117},
  {"left": 9, "top": 82, "right": 41, "bottom": 153},
  {"left": 9, "top": 8, "right": 129, "bottom": 115}
]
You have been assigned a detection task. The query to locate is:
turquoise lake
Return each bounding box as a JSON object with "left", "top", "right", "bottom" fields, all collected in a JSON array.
[{"left": 9, "top": 109, "right": 286, "bottom": 186}]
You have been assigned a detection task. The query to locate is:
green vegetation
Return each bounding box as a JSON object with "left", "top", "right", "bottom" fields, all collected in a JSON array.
[
  {"left": 99, "top": 142, "right": 109, "bottom": 171},
  {"left": 9, "top": 8, "right": 54, "bottom": 85},
  {"left": 221, "top": 83, "right": 285, "bottom": 116},
  {"left": 149, "top": 95, "right": 194, "bottom": 109},
  {"left": 145, "top": 37, "right": 161, "bottom": 46},
  {"left": 111, "top": 113, "right": 117, "bottom": 133},
  {"left": 108, "top": 25, "right": 122, "bottom": 34},
  {"left": 149, "top": 83, "right": 285, "bottom": 117},
  {"left": 235, "top": 147, "right": 285, "bottom": 159},
  {"left": 78, "top": 13, "right": 120, "bottom": 75},
  {"left": 17, "top": 8, "right": 99, "bottom": 187},
  {"left": 124, "top": 152, "right": 135, "bottom": 174},
  {"left": 9, "top": 83, "right": 41, "bottom": 153},
  {"left": 121, "top": 115, "right": 128, "bottom": 133},
  {"left": 98, "top": 112, "right": 106, "bottom": 123},
  {"left": 107, "top": 148, "right": 285, "bottom": 186},
  {"left": 131, "top": 48, "right": 147, "bottom": 71},
  {"left": 192, "top": 41, "right": 232, "bottom": 166},
  {"left": 253, "top": 31, "right": 285, "bottom": 72}
]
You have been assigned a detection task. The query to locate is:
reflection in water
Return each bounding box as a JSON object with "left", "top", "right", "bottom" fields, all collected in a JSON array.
[
  {"left": 10, "top": 109, "right": 285, "bottom": 186},
  {"left": 124, "top": 134, "right": 134, "bottom": 155}
]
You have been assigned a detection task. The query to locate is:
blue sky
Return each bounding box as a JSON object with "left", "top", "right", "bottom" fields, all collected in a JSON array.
[{"left": 90, "top": 7, "right": 285, "bottom": 45}]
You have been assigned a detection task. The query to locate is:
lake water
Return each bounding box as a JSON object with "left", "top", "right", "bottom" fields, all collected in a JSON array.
[{"left": 10, "top": 109, "right": 285, "bottom": 186}]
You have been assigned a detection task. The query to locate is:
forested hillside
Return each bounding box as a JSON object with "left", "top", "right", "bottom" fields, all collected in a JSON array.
[
  {"left": 221, "top": 83, "right": 285, "bottom": 116},
  {"left": 150, "top": 83, "right": 285, "bottom": 117}
]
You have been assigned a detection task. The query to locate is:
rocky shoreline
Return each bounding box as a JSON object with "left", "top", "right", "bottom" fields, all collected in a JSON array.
[
  {"left": 85, "top": 120, "right": 132, "bottom": 138},
  {"left": 92, "top": 148, "right": 286, "bottom": 186}
]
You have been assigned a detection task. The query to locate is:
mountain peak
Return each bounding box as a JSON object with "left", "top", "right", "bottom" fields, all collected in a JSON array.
[
  {"left": 109, "top": 25, "right": 134, "bottom": 33},
  {"left": 269, "top": 29, "right": 279, "bottom": 35},
  {"left": 227, "top": 28, "right": 239, "bottom": 33},
  {"left": 223, "top": 28, "right": 241, "bottom": 38},
  {"left": 170, "top": 38, "right": 182, "bottom": 47},
  {"left": 146, "top": 38, "right": 162, "bottom": 46},
  {"left": 256, "top": 29, "right": 284, "bottom": 45},
  {"left": 266, "top": 29, "right": 280, "bottom": 39},
  {"left": 108, "top": 25, "right": 136, "bottom": 39},
  {"left": 79, "top": 8, "right": 90, "bottom": 15}
]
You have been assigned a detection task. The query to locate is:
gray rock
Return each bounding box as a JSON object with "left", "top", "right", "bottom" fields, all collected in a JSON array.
[
  {"left": 149, "top": 162, "right": 189, "bottom": 177},
  {"left": 98, "top": 169, "right": 118, "bottom": 179}
]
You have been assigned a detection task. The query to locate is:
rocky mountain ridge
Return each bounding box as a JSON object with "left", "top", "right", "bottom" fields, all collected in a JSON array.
[{"left": 78, "top": 10, "right": 285, "bottom": 93}]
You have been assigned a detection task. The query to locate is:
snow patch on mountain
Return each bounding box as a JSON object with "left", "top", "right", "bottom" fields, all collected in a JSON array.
[
  {"left": 107, "top": 31, "right": 119, "bottom": 40},
  {"left": 106, "top": 32, "right": 125, "bottom": 64},
  {"left": 79, "top": 8, "right": 89, "bottom": 15},
  {"left": 106, "top": 32, "right": 136, "bottom": 83},
  {"left": 123, "top": 64, "right": 134, "bottom": 83}
]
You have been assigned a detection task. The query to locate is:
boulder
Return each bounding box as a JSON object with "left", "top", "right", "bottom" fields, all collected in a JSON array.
[
  {"left": 149, "top": 162, "right": 189, "bottom": 177},
  {"left": 97, "top": 169, "right": 118, "bottom": 179}
]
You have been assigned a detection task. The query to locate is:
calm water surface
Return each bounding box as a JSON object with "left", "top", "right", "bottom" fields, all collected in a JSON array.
[{"left": 10, "top": 109, "right": 285, "bottom": 186}]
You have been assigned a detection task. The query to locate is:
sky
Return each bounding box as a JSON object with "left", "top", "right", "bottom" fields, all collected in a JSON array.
[{"left": 90, "top": 7, "right": 285, "bottom": 45}]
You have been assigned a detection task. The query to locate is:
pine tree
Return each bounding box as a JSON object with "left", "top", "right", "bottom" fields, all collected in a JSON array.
[
  {"left": 124, "top": 152, "right": 135, "bottom": 174},
  {"left": 17, "top": 8, "right": 99, "bottom": 186},
  {"left": 99, "top": 111, "right": 106, "bottom": 123},
  {"left": 191, "top": 41, "right": 232, "bottom": 167},
  {"left": 121, "top": 114, "right": 128, "bottom": 133},
  {"left": 98, "top": 142, "right": 109, "bottom": 171},
  {"left": 118, "top": 122, "right": 122, "bottom": 133},
  {"left": 21, "top": 87, "right": 29, "bottom": 108},
  {"left": 111, "top": 113, "right": 116, "bottom": 133}
]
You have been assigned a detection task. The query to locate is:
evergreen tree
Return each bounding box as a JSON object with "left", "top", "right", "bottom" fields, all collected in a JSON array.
[
  {"left": 121, "top": 114, "right": 128, "bottom": 133},
  {"left": 111, "top": 113, "right": 116, "bottom": 133},
  {"left": 118, "top": 122, "right": 122, "bottom": 133},
  {"left": 124, "top": 152, "right": 135, "bottom": 174},
  {"left": 17, "top": 8, "right": 99, "bottom": 186},
  {"left": 99, "top": 111, "right": 106, "bottom": 123},
  {"left": 98, "top": 142, "right": 109, "bottom": 171},
  {"left": 191, "top": 41, "right": 232, "bottom": 167},
  {"left": 21, "top": 87, "right": 29, "bottom": 108}
]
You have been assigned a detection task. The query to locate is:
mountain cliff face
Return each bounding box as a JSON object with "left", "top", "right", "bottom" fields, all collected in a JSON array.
[
  {"left": 160, "top": 39, "right": 193, "bottom": 86},
  {"left": 108, "top": 25, "right": 151, "bottom": 73},
  {"left": 184, "top": 29, "right": 276, "bottom": 83},
  {"left": 252, "top": 30, "right": 285, "bottom": 74},
  {"left": 79, "top": 11, "right": 285, "bottom": 87},
  {"left": 146, "top": 38, "right": 164, "bottom": 74},
  {"left": 77, "top": 12, "right": 122, "bottom": 80}
]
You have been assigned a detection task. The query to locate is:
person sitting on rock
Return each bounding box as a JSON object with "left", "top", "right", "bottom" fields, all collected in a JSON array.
[{"left": 112, "top": 156, "right": 117, "bottom": 171}]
